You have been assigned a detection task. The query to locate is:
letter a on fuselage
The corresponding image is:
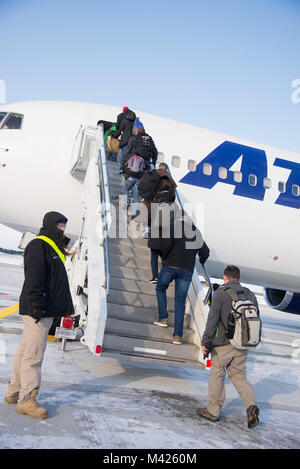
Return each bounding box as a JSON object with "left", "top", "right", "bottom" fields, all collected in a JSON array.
[{"left": 180, "top": 141, "right": 268, "bottom": 201}]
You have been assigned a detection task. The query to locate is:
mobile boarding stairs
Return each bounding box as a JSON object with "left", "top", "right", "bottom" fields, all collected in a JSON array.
[{"left": 67, "top": 123, "right": 212, "bottom": 368}]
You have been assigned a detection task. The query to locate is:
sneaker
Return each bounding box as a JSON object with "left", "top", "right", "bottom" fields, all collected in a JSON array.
[
  {"left": 154, "top": 318, "right": 168, "bottom": 327},
  {"left": 119, "top": 169, "right": 123, "bottom": 174},
  {"left": 196, "top": 407, "right": 219, "bottom": 422},
  {"left": 142, "top": 228, "right": 150, "bottom": 239},
  {"left": 149, "top": 277, "right": 158, "bottom": 284},
  {"left": 247, "top": 405, "right": 260, "bottom": 429},
  {"left": 172, "top": 335, "right": 182, "bottom": 345}
]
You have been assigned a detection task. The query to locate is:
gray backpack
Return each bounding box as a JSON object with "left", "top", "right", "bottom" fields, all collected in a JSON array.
[
  {"left": 127, "top": 154, "right": 145, "bottom": 174},
  {"left": 224, "top": 287, "right": 262, "bottom": 350}
]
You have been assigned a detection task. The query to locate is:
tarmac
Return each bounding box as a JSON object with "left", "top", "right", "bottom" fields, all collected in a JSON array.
[{"left": 1, "top": 256, "right": 300, "bottom": 449}]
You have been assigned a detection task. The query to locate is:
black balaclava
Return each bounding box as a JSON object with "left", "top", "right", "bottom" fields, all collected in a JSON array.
[{"left": 38, "top": 211, "right": 68, "bottom": 250}]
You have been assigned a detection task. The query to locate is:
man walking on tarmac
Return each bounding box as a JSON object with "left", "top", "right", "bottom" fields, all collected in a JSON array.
[
  {"left": 4, "top": 211, "right": 74, "bottom": 419},
  {"left": 198, "top": 265, "right": 260, "bottom": 429}
]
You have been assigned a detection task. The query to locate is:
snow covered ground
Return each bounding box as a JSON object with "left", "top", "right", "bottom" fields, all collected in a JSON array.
[
  {"left": 0, "top": 252, "right": 23, "bottom": 266},
  {"left": 0, "top": 257, "right": 300, "bottom": 449}
]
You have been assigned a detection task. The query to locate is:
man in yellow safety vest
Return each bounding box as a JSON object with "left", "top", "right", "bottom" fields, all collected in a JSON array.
[{"left": 4, "top": 211, "right": 74, "bottom": 419}]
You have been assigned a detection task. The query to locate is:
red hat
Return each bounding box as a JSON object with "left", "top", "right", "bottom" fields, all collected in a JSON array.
[{"left": 123, "top": 106, "right": 129, "bottom": 112}]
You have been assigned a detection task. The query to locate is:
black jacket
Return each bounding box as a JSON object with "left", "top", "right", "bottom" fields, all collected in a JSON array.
[
  {"left": 19, "top": 212, "right": 74, "bottom": 319},
  {"left": 111, "top": 109, "right": 136, "bottom": 148},
  {"left": 149, "top": 207, "right": 210, "bottom": 270},
  {"left": 124, "top": 131, "right": 158, "bottom": 165},
  {"left": 201, "top": 281, "right": 259, "bottom": 348},
  {"left": 163, "top": 231, "right": 210, "bottom": 272}
]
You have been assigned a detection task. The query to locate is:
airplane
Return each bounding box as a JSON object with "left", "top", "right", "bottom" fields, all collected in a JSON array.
[{"left": 0, "top": 100, "right": 299, "bottom": 315}]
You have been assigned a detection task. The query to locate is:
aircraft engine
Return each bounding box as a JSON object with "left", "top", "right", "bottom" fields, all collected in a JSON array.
[{"left": 264, "top": 288, "right": 300, "bottom": 314}]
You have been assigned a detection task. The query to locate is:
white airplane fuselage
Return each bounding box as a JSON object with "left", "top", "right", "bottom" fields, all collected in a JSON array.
[{"left": 0, "top": 101, "right": 299, "bottom": 295}]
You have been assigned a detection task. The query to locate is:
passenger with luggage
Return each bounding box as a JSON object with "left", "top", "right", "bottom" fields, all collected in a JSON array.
[
  {"left": 147, "top": 168, "right": 177, "bottom": 283},
  {"left": 123, "top": 152, "right": 146, "bottom": 218},
  {"left": 110, "top": 107, "right": 136, "bottom": 174},
  {"left": 153, "top": 162, "right": 177, "bottom": 203},
  {"left": 151, "top": 209, "right": 210, "bottom": 345},
  {"left": 137, "top": 162, "right": 177, "bottom": 239},
  {"left": 124, "top": 120, "right": 158, "bottom": 169},
  {"left": 198, "top": 265, "right": 261, "bottom": 429},
  {"left": 104, "top": 123, "right": 119, "bottom": 162},
  {"left": 137, "top": 162, "right": 178, "bottom": 280},
  {"left": 4, "top": 212, "right": 74, "bottom": 419}
]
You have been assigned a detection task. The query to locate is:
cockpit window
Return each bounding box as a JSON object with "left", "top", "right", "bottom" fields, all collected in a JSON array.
[
  {"left": 0, "top": 112, "right": 7, "bottom": 125},
  {"left": 0, "top": 113, "right": 23, "bottom": 130}
]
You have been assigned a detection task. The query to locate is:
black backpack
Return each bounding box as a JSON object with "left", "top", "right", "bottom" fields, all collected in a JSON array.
[
  {"left": 138, "top": 170, "right": 161, "bottom": 201},
  {"left": 153, "top": 184, "right": 176, "bottom": 203}
]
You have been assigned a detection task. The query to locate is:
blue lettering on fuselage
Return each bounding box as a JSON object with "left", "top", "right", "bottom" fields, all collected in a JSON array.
[
  {"left": 274, "top": 158, "right": 300, "bottom": 209},
  {"left": 179, "top": 140, "right": 300, "bottom": 208},
  {"left": 180, "top": 141, "right": 268, "bottom": 200}
]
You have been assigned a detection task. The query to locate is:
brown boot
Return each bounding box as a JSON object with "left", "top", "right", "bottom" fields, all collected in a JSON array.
[
  {"left": 16, "top": 389, "right": 48, "bottom": 419},
  {"left": 196, "top": 407, "right": 219, "bottom": 422},
  {"left": 4, "top": 393, "right": 19, "bottom": 404}
]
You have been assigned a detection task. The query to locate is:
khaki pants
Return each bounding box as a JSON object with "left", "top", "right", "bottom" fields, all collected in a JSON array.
[
  {"left": 7, "top": 316, "right": 53, "bottom": 403},
  {"left": 207, "top": 344, "right": 256, "bottom": 418}
]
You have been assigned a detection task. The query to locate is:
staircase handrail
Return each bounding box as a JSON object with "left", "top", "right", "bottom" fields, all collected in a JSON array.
[
  {"left": 98, "top": 123, "right": 111, "bottom": 295},
  {"left": 172, "top": 178, "right": 212, "bottom": 358}
]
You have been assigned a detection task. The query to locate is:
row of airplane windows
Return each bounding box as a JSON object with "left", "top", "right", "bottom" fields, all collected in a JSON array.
[{"left": 158, "top": 153, "right": 299, "bottom": 196}]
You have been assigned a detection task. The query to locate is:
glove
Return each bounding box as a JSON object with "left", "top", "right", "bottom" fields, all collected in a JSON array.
[
  {"left": 202, "top": 342, "right": 213, "bottom": 359},
  {"left": 32, "top": 311, "right": 45, "bottom": 323},
  {"left": 199, "top": 242, "right": 210, "bottom": 265}
]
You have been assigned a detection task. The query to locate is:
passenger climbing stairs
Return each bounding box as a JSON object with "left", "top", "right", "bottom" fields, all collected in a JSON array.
[{"left": 68, "top": 123, "right": 211, "bottom": 368}]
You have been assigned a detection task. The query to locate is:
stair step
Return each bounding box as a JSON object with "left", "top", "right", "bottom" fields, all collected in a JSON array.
[
  {"left": 109, "top": 253, "right": 154, "bottom": 272},
  {"left": 108, "top": 235, "right": 148, "bottom": 249},
  {"left": 108, "top": 288, "right": 175, "bottom": 311},
  {"left": 105, "top": 318, "right": 195, "bottom": 344},
  {"left": 110, "top": 265, "right": 161, "bottom": 283},
  {"left": 110, "top": 276, "right": 174, "bottom": 296},
  {"left": 108, "top": 243, "right": 150, "bottom": 259},
  {"left": 108, "top": 177, "right": 123, "bottom": 185},
  {"left": 102, "top": 334, "right": 200, "bottom": 361},
  {"left": 101, "top": 350, "right": 204, "bottom": 369},
  {"left": 109, "top": 182, "right": 124, "bottom": 193},
  {"left": 107, "top": 303, "right": 191, "bottom": 327}
]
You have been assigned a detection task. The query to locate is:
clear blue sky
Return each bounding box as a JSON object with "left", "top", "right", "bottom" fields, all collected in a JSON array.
[
  {"left": 0, "top": 0, "right": 299, "bottom": 248},
  {"left": 1, "top": 0, "right": 299, "bottom": 151}
]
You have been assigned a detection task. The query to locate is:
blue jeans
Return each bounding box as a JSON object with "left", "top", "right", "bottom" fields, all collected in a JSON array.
[
  {"left": 107, "top": 151, "right": 118, "bottom": 162},
  {"left": 119, "top": 144, "right": 128, "bottom": 170},
  {"left": 156, "top": 266, "right": 193, "bottom": 337},
  {"left": 124, "top": 177, "right": 140, "bottom": 216}
]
